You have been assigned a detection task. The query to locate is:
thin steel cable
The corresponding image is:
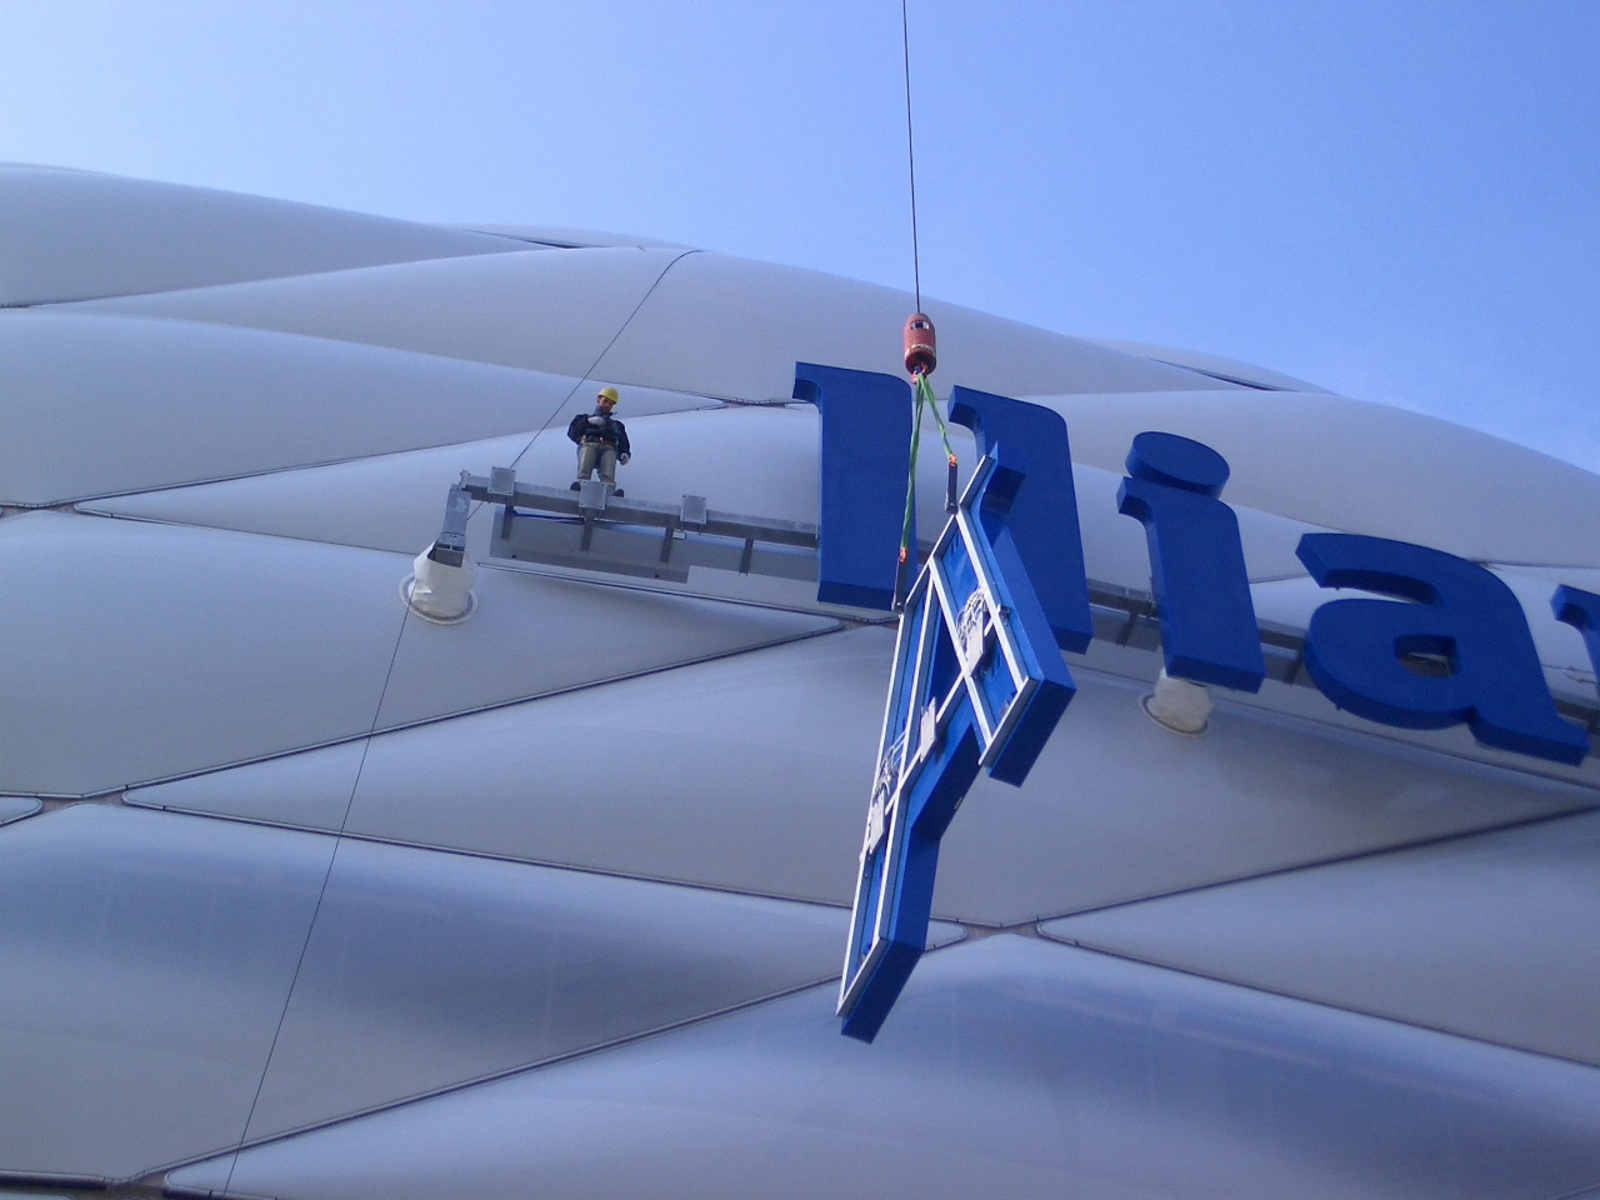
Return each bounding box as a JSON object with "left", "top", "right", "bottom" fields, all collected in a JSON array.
[
  {"left": 217, "top": 245, "right": 700, "bottom": 1196},
  {"left": 503, "top": 247, "right": 699, "bottom": 476},
  {"left": 901, "top": 0, "right": 922, "bottom": 311},
  {"left": 220, "top": 598, "right": 413, "bottom": 1198},
  {"left": 450, "top": 247, "right": 701, "bottom": 529}
]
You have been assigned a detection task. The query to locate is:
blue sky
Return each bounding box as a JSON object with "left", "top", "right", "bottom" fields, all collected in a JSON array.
[{"left": 2, "top": 1, "right": 1597, "bottom": 469}]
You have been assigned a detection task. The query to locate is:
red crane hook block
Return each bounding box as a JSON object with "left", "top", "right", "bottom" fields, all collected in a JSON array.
[{"left": 904, "top": 312, "right": 937, "bottom": 376}]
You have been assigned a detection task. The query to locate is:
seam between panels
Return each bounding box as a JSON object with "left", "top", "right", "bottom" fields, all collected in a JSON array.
[
  {"left": 1025, "top": 799, "right": 1600, "bottom": 927},
  {"left": 105, "top": 619, "right": 854, "bottom": 800},
  {"left": 1031, "top": 938, "right": 1600, "bottom": 1075},
  {"left": 116, "top": 808, "right": 864, "bottom": 913},
  {"left": 138, "top": 974, "right": 840, "bottom": 1187},
  {"left": 96, "top": 624, "right": 867, "bottom": 911},
  {"left": 2, "top": 618, "right": 851, "bottom": 804}
]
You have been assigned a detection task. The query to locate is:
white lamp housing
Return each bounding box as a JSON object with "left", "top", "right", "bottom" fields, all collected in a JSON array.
[
  {"left": 1142, "top": 668, "right": 1212, "bottom": 735},
  {"left": 406, "top": 545, "right": 477, "bottom": 623}
]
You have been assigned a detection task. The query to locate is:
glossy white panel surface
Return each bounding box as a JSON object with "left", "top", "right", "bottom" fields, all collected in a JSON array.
[
  {"left": 172, "top": 936, "right": 1600, "bottom": 1200},
  {"left": 941, "top": 668, "right": 1596, "bottom": 922},
  {"left": 0, "top": 797, "right": 42, "bottom": 824},
  {"left": 237, "top": 839, "right": 852, "bottom": 1139},
  {"left": 125, "top": 638, "right": 1596, "bottom": 924},
  {"left": 1040, "top": 388, "right": 1600, "bottom": 568},
  {"left": 0, "top": 514, "right": 400, "bottom": 796},
  {"left": 0, "top": 806, "right": 331, "bottom": 1178},
  {"left": 1043, "top": 808, "right": 1600, "bottom": 1064},
  {"left": 591, "top": 252, "right": 1226, "bottom": 401},
  {"left": 0, "top": 513, "right": 829, "bottom": 795},
  {"left": 0, "top": 312, "right": 711, "bottom": 507},
  {"left": 132, "top": 626, "right": 884, "bottom": 855},
  {"left": 71, "top": 247, "right": 687, "bottom": 378},
  {"left": 0, "top": 164, "right": 516, "bottom": 305},
  {"left": 0, "top": 803, "right": 853, "bottom": 1178}
]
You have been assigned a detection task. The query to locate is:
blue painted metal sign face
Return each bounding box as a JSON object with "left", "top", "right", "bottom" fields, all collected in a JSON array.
[
  {"left": 801, "top": 363, "right": 1599, "bottom": 1040},
  {"left": 839, "top": 456, "right": 1075, "bottom": 1043}
]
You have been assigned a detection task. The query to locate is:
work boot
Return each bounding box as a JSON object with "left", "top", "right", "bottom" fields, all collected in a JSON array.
[
  {"left": 569, "top": 481, "right": 581, "bottom": 492},
  {"left": 612, "top": 488, "right": 625, "bottom": 499}
]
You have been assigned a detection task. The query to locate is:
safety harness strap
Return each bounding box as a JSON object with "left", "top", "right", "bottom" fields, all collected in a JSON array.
[{"left": 895, "top": 371, "right": 960, "bottom": 606}]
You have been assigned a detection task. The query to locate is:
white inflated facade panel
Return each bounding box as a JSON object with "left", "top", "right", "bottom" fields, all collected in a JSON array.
[
  {"left": 1037, "top": 387, "right": 1600, "bottom": 569},
  {"left": 128, "top": 637, "right": 1595, "bottom": 923},
  {"left": 170, "top": 938, "right": 1600, "bottom": 1200},
  {"left": 63, "top": 246, "right": 694, "bottom": 378},
  {"left": 0, "top": 164, "right": 521, "bottom": 305},
  {"left": 0, "top": 311, "right": 718, "bottom": 506},
  {"left": 2, "top": 169, "right": 1597, "bottom": 1200}
]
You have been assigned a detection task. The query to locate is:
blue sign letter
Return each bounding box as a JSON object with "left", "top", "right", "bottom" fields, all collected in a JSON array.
[
  {"left": 948, "top": 387, "right": 1094, "bottom": 653},
  {"left": 793, "top": 363, "right": 913, "bottom": 610},
  {"left": 839, "top": 448, "right": 1075, "bottom": 1043},
  {"left": 1116, "top": 432, "right": 1266, "bottom": 692},
  {"left": 1297, "top": 534, "right": 1587, "bottom": 764}
]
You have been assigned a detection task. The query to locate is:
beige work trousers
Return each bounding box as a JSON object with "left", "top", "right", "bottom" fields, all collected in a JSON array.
[{"left": 575, "top": 443, "right": 618, "bottom": 486}]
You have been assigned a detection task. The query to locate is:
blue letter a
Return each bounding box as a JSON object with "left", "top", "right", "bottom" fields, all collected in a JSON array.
[{"left": 1298, "top": 534, "right": 1586, "bottom": 765}]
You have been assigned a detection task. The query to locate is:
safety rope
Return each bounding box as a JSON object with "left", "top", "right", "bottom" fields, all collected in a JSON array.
[{"left": 895, "top": 371, "right": 958, "bottom": 605}]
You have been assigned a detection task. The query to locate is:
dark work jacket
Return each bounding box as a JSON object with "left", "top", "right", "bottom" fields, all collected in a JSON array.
[{"left": 567, "top": 409, "right": 630, "bottom": 456}]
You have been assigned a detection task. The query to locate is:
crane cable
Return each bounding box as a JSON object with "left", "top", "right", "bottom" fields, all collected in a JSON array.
[
  {"left": 894, "top": 1, "right": 958, "bottom": 606},
  {"left": 901, "top": 0, "right": 922, "bottom": 314}
]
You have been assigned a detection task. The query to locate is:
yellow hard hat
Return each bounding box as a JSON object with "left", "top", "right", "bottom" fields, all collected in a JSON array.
[{"left": 596, "top": 386, "right": 619, "bottom": 404}]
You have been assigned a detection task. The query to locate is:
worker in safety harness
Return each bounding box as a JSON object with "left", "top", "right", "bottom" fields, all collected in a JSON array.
[{"left": 567, "top": 386, "right": 631, "bottom": 497}]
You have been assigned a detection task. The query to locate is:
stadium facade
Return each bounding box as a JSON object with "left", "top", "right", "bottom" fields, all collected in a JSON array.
[{"left": 3, "top": 162, "right": 1600, "bottom": 1199}]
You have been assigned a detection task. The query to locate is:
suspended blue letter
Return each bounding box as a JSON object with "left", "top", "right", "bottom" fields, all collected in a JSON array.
[{"left": 948, "top": 387, "right": 1094, "bottom": 653}]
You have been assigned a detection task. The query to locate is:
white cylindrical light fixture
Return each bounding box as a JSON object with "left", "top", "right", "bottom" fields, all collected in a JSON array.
[
  {"left": 1141, "top": 668, "right": 1212, "bottom": 735},
  {"left": 405, "top": 545, "right": 477, "bottom": 623}
]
